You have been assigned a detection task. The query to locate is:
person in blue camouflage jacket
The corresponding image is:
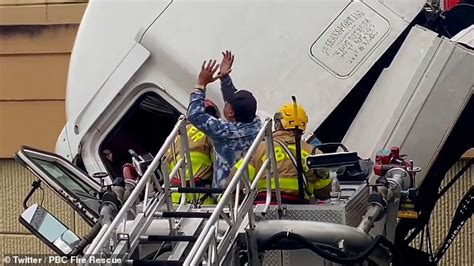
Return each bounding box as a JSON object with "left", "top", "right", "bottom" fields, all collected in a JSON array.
[{"left": 187, "top": 51, "right": 262, "bottom": 189}]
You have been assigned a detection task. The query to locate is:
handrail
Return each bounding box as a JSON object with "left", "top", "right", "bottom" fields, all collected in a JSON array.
[
  {"left": 86, "top": 115, "right": 191, "bottom": 256},
  {"left": 185, "top": 117, "right": 282, "bottom": 265}
]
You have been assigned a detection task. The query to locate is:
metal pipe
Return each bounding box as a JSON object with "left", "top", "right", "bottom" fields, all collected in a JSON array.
[
  {"left": 144, "top": 196, "right": 158, "bottom": 217},
  {"left": 184, "top": 118, "right": 272, "bottom": 265},
  {"left": 265, "top": 163, "right": 272, "bottom": 211},
  {"left": 251, "top": 161, "right": 269, "bottom": 191},
  {"left": 89, "top": 116, "right": 186, "bottom": 255},
  {"left": 159, "top": 156, "right": 175, "bottom": 229},
  {"left": 71, "top": 223, "right": 102, "bottom": 256},
  {"left": 190, "top": 225, "right": 216, "bottom": 265},
  {"left": 250, "top": 160, "right": 269, "bottom": 191},
  {"left": 168, "top": 158, "right": 184, "bottom": 180},
  {"left": 234, "top": 181, "right": 240, "bottom": 221},
  {"left": 99, "top": 203, "right": 117, "bottom": 227},
  {"left": 241, "top": 169, "right": 251, "bottom": 192},
  {"left": 357, "top": 204, "right": 384, "bottom": 233},
  {"left": 143, "top": 181, "right": 150, "bottom": 213},
  {"left": 249, "top": 159, "right": 270, "bottom": 212},
  {"left": 253, "top": 220, "right": 373, "bottom": 253},
  {"left": 179, "top": 121, "right": 195, "bottom": 203},
  {"left": 220, "top": 212, "right": 233, "bottom": 227},
  {"left": 84, "top": 224, "right": 109, "bottom": 256},
  {"left": 265, "top": 124, "right": 282, "bottom": 210}
]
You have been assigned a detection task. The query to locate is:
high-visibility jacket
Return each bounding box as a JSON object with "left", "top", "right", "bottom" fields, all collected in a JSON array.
[
  {"left": 165, "top": 123, "right": 215, "bottom": 204},
  {"left": 235, "top": 130, "right": 332, "bottom": 201}
]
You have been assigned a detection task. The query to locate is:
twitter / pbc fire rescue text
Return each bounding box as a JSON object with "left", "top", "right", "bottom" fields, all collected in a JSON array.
[{"left": 3, "top": 255, "right": 122, "bottom": 264}]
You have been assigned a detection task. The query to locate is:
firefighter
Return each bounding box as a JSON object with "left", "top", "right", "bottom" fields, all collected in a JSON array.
[
  {"left": 165, "top": 99, "right": 220, "bottom": 204},
  {"left": 235, "top": 103, "right": 332, "bottom": 203}
]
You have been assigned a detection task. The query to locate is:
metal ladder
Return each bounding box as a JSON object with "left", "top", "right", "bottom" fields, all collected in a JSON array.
[
  {"left": 183, "top": 117, "right": 283, "bottom": 265},
  {"left": 83, "top": 116, "right": 282, "bottom": 265},
  {"left": 82, "top": 115, "right": 222, "bottom": 263}
]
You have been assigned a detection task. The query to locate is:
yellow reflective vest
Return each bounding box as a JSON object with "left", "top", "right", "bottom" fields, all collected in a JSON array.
[
  {"left": 235, "top": 130, "right": 331, "bottom": 200},
  {"left": 165, "top": 123, "right": 214, "bottom": 204}
]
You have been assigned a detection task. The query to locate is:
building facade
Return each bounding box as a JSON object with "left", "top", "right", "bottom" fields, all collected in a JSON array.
[{"left": 0, "top": 0, "right": 89, "bottom": 257}]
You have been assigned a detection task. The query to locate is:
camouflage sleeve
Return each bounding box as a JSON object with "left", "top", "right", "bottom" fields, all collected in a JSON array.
[
  {"left": 187, "top": 89, "right": 236, "bottom": 140},
  {"left": 220, "top": 75, "right": 237, "bottom": 102}
]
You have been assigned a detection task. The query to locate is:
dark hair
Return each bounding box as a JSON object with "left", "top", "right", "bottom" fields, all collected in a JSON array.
[{"left": 228, "top": 90, "right": 257, "bottom": 123}]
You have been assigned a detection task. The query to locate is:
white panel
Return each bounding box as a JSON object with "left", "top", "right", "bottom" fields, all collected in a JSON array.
[
  {"left": 61, "top": 0, "right": 426, "bottom": 158},
  {"left": 135, "top": 0, "right": 425, "bottom": 137},
  {"left": 66, "top": 0, "right": 171, "bottom": 121},
  {"left": 310, "top": 1, "right": 391, "bottom": 77},
  {"left": 59, "top": 42, "right": 150, "bottom": 158},
  {"left": 343, "top": 26, "right": 439, "bottom": 158},
  {"left": 451, "top": 25, "right": 474, "bottom": 47},
  {"left": 378, "top": 0, "right": 426, "bottom": 22},
  {"left": 343, "top": 26, "right": 474, "bottom": 187}
]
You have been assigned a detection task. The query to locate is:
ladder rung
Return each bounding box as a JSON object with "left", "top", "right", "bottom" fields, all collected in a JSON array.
[
  {"left": 176, "top": 187, "right": 225, "bottom": 193},
  {"left": 145, "top": 235, "right": 197, "bottom": 242},
  {"left": 156, "top": 211, "right": 212, "bottom": 219},
  {"left": 130, "top": 260, "right": 183, "bottom": 266}
]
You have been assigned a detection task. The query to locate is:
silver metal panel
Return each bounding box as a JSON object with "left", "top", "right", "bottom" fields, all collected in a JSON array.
[
  {"left": 257, "top": 207, "right": 343, "bottom": 224},
  {"left": 343, "top": 26, "right": 474, "bottom": 187},
  {"left": 343, "top": 26, "right": 439, "bottom": 161},
  {"left": 255, "top": 183, "right": 368, "bottom": 265},
  {"left": 451, "top": 25, "right": 474, "bottom": 47}
]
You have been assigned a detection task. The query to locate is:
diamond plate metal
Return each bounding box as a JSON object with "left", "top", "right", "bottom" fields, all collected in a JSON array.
[
  {"left": 255, "top": 183, "right": 368, "bottom": 265},
  {"left": 262, "top": 250, "right": 282, "bottom": 266}
]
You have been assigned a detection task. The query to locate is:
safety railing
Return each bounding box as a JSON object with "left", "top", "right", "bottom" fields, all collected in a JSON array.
[
  {"left": 184, "top": 118, "right": 283, "bottom": 265},
  {"left": 84, "top": 115, "right": 195, "bottom": 257}
]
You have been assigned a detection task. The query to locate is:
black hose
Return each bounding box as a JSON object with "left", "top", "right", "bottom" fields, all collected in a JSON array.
[
  {"left": 258, "top": 232, "right": 397, "bottom": 265},
  {"left": 70, "top": 222, "right": 102, "bottom": 256},
  {"left": 404, "top": 158, "right": 474, "bottom": 246},
  {"left": 23, "top": 180, "right": 41, "bottom": 209},
  {"left": 433, "top": 186, "right": 473, "bottom": 262},
  {"left": 294, "top": 130, "right": 306, "bottom": 203},
  {"left": 438, "top": 158, "right": 473, "bottom": 198}
]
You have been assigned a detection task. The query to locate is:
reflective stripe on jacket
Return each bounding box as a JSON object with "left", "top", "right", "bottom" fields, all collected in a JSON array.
[
  {"left": 165, "top": 124, "right": 213, "bottom": 181},
  {"left": 165, "top": 123, "right": 215, "bottom": 204},
  {"left": 234, "top": 130, "right": 331, "bottom": 200}
]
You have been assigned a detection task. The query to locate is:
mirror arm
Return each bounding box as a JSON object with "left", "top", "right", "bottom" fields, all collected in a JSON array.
[
  {"left": 23, "top": 180, "right": 42, "bottom": 210},
  {"left": 70, "top": 223, "right": 102, "bottom": 256}
]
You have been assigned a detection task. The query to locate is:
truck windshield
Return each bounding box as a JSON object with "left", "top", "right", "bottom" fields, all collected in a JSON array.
[
  {"left": 33, "top": 157, "right": 100, "bottom": 213},
  {"left": 100, "top": 92, "right": 181, "bottom": 180}
]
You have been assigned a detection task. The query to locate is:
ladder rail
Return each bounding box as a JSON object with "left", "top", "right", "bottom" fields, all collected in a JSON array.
[
  {"left": 86, "top": 115, "right": 193, "bottom": 257},
  {"left": 178, "top": 119, "right": 196, "bottom": 204},
  {"left": 185, "top": 118, "right": 283, "bottom": 265}
]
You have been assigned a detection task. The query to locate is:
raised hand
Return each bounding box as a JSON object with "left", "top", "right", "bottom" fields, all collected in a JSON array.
[
  {"left": 219, "top": 50, "right": 234, "bottom": 78},
  {"left": 197, "top": 59, "right": 220, "bottom": 87}
]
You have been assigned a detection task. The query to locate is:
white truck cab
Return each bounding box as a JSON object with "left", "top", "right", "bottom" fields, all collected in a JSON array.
[{"left": 56, "top": 0, "right": 429, "bottom": 177}]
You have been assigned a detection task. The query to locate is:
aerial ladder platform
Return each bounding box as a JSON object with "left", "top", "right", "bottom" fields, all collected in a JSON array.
[
  {"left": 17, "top": 111, "right": 473, "bottom": 265},
  {"left": 70, "top": 115, "right": 407, "bottom": 265},
  {"left": 78, "top": 115, "right": 284, "bottom": 265}
]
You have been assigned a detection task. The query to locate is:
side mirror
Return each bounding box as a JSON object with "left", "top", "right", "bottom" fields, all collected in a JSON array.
[{"left": 19, "top": 204, "right": 81, "bottom": 256}]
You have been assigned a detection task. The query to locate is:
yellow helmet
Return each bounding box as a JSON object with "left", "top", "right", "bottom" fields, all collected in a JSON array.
[{"left": 276, "top": 102, "right": 308, "bottom": 131}]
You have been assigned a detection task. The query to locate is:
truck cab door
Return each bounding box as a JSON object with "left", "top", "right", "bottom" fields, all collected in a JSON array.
[{"left": 16, "top": 146, "right": 101, "bottom": 226}]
